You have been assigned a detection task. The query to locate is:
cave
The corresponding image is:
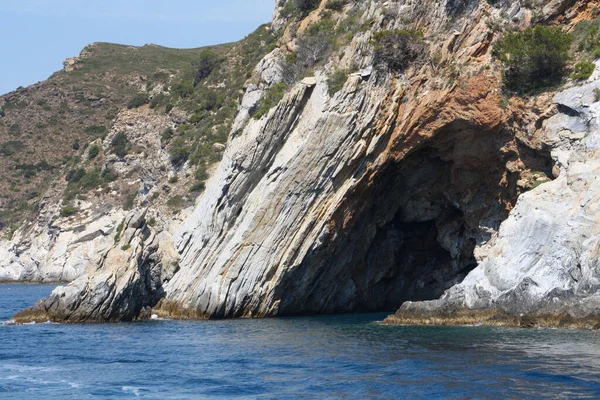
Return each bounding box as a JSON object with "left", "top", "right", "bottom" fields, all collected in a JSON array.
[{"left": 278, "top": 120, "right": 553, "bottom": 315}]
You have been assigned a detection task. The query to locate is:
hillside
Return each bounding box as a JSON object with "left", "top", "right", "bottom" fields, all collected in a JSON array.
[{"left": 0, "top": 26, "right": 277, "bottom": 236}]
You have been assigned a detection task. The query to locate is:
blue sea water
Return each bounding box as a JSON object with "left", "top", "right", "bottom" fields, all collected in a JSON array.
[{"left": 1, "top": 284, "right": 600, "bottom": 399}]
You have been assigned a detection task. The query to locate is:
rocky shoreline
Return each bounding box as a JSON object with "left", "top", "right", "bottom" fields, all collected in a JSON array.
[{"left": 8, "top": 0, "right": 600, "bottom": 329}]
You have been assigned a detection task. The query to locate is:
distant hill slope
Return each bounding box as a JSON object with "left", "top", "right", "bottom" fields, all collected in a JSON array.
[{"left": 0, "top": 26, "right": 277, "bottom": 235}]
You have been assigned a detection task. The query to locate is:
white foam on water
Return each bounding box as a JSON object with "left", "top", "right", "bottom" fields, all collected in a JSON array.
[
  {"left": 2, "top": 364, "right": 61, "bottom": 373},
  {"left": 122, "top": 386, "right": 142, "bottom": 397},
  {"left": 62, "top": 380, "right": 82, "bottom": 389}
]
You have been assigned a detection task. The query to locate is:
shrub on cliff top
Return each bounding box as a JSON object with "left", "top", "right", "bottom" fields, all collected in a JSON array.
[
  {"left": 127, "top": 92, "right": 150, "bottom": 109},
  {"left": 493, "top": 26, "right": 572, "bottom": 94},
  {"left": 110, "top": 132, "right": 129, "bottom": 158},
  {"left": 373, "top": 30, "right": 427, "bottom": 72},
  {"left": 327, "top": 69, "right": 348, "bottom": 96},
  {"left": 281, "top": 0, "right": 320, "bottom": 18},
  {"left": 571, "top": 61, "right": 596, "bottom": 80},
  {"left": 252, "top": 83, "right": 288, "bottom": 119}
]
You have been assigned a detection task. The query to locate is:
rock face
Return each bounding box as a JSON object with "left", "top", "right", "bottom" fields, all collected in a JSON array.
[
  {"left": 157, "top": 0, "right": 550, "bottom": 319},
  {"left": 0, "top": 104, "right": 190, "bottom": 284},
  {"left": 14, "top": 209, "right": 178, "bottom": 323},
  {"left": 388, "top": 68, "right": 600, "bottom": 329},
  {"left": 0, "top": 210, "right": 125, "bottom": 282},
  {"left": 14, "top": 0, "right": 598, "bottom": 326}
]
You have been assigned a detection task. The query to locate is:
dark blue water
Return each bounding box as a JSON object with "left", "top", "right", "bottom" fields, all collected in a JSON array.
[{"left": 1, "top": 285, "right": 600, "bottom": 399}]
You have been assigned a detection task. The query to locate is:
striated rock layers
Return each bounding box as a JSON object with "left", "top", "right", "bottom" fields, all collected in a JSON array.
[
  {"left": 14, "top": 209, "right": 178, "bottom": 322},
  {"left": 14, "top": 0, "right": 597, "bottom": 326}
]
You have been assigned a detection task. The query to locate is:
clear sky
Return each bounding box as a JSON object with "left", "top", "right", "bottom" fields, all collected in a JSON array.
[{"left": 0, "top": 0, "right": 275, "bottom": 95}]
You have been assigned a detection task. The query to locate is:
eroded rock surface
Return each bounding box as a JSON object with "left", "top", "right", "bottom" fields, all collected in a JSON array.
[
  {"left": 15, "top": 0, "right": 598, "bottom": 325},
  {"left": 388, "top": 68, "right": 600, "bottom": 329},
  {"left": 13, "top": 209, "right": 178, "bottom": 323}
]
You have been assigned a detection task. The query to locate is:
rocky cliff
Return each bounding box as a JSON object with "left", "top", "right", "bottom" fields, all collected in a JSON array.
[
  {"left": 0, "top": 29, "right": 277, "bottom": 284},
  {"left": 13, "top": 0, "right": 600, "bottom": 328}
]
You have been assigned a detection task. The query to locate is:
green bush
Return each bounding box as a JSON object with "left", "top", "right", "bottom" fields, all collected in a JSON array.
[
  {"left": 0, "top": 140, "right": 25, "bottom": 156},
  {"left": 72, "top": 138, "right": 80, "bottom": 150},
  {"left": 325, "top": 0, "right": 347, "bottom": 11},
  {"left": 127, "top": 92, "right": 150, "bottom": 109},
  {"left": 252, "top": 83, "right": 288, "bottom": 119},
  {"left": 190, "top": 181, "right": 206, "bottom": 193},
  {"left": 493, "top": 26, "right": 572, "bottom": 93},
  {"left": 281, "top": 0, "right": 319, "bottom": 18},
  {"left": 150, "top": 93, "right": 168, "bottom": 109},
  {"left": 88, "top": 144, "right": 100, "bottom": 160},
  {"left": 8, "top": 123, "right": 21, "bottom": 136},
  {"left": 66, "top": 168, "right": 86, "bottom": 183},
  {"left": 571, "top": 61, "right": 596, "bottom": 80},
  {"left": 169, "top": 138, "right": 190, "bottom": 165},
  {"left": 60, "top": 205, "right": 78, "bottom": 218},
  {"left": 172, "top": 80, "right": 194, "bottom": 98},
  {"left": 373, "top": 30, "right": 427, "bottom": 72},
  {"left": 101, "top": 167, "right": 118, "bottom": 182},
  {"left": 110, "top": 132, "right": 129, "bottom": 158},
  {"left": 161, "top": 127, "right": 174, "bottom": 145},
  {"left": 166, "top": 195, "right": 185, "bottom": 209},
  {"left": 79, "top": 168, "right": 102, "bottom": 189},
  {"left": 123, "top": 191, "right": 137, "bottom": 210},
  {"left": 193, "top": 50, "right": 225, "bottom": 86},
  {"left": 114, "top": 219, "right": 125, "bottom": 242},
  {"left": 84, "top": 125, "right": 107, "bottom": 134},
  {"left": 327, "top": 69, "right": 348, "bottom": 96}
]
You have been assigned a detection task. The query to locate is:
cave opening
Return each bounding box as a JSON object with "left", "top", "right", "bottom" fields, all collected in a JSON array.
[{"left": 279, "top": 120, "right": 553, "bottom": 316}]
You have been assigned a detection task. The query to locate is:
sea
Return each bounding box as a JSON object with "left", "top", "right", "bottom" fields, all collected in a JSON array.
[{"left": 1, "top": 284, "right": 600, "bottom": 399}]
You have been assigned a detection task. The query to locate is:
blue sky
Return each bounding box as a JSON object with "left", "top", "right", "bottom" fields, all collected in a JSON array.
[{"left": 0, "top": 0, "right": 274, "bottom": 95}]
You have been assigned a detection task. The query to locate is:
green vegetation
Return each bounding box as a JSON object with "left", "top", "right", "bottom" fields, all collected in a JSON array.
[
  {"left": 166, "top": 195, "right": 185, "bottom": 209},
  {"left": 159, "top": 24, "right": 278, "bottom": 191},
  {"left": 121, "top": 244, "right": 131, "bottom": 251},
  {"left": 110, "top": 132, "right": 129, "bottom": 158},
  {"left": 150, "top": 93, "right": 168, "bottom": 109},
  {"left": 127, "top": 92, "right": 150, "bottom": 109},
  {"left": 594, "top": 88, "right": 600, "bottom": 102},
  {"left": 492, "top": 26, "right": 572, "bottom": 93},
  {"left": 84, "top": 125, "right": 107, "bottom": 135},
  {"left": 573, "top": 17, "right": 600, "bottom": 56},
  {"left": 15, "top": 161, "right": 54, "bottom": 179},
  {"left": 372, "top": 30, "right": 427, "bottom": 72},
  {"left": 60, "top": 205, "right": 78, "bottom": 218},
  {"left": 169, "top": 138, "right": 190, "bottom": 165},
  {"left": 8, "top": 123, "right": 21, "bottom": 136},
  {"left": 252, "top": 83, "right": 288, "bottom": 119},
  {"left": 0, "top": 24, "right": 279, "bottom": 231},
  {"left": 88, "top": 144, "right": 100, "bottom": 160},
  {"left": 571, "top": 61, "right": 596, "bottom": 80},
  {"left": 63, "top": 167, "right": 112, "bottom": 201},
  {"left": 123, "top": 191, "right": 137, "bottom": 210},
  {"left": 326, "top": 0, "right": 348, "bottom": 11},
  {"left": 327, "top": 69, "right": 348, "bottom": 96},
  {"left": 114, "top": 219, "right": 125, "bottom": 242},
  {"left": 161, "top": 127, "right": 174, "bottom": 145},
  {"left": 193, "top": 50, "right": 225, "bottom": 86},
  {"left": 0, "top": 140, "right": 25, "bottom": 157},
  {"left": 281, "top": 0, "right": 320, "bottom": 18}
]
